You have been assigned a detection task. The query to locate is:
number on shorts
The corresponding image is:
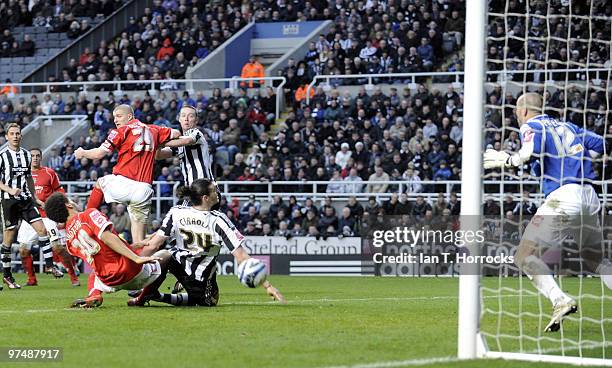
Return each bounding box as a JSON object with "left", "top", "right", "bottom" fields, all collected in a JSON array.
[
  {"left": 132, "top": 126, "right": 154, "bottom": 152},
  {"left": 179, "top": 229, "right": 213, "bottom": 253}
]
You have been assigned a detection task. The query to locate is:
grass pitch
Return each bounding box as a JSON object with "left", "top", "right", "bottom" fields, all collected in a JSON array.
[{"left": 0, "top": 274, "right": 609, "bottom": 368}]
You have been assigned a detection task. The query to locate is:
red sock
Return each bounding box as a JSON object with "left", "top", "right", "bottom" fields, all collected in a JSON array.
[
  {"left": 87, "top": 187, "right": 104, "bottom": 209},
  {"left": 87, "top": 273, "right": 101, "bottom": 296},
  {"left": 22, "top": 255, "right": 36, "bottom": 283},
  {"left": 52, "top": 251, "right": 61, "bottom": 264}
]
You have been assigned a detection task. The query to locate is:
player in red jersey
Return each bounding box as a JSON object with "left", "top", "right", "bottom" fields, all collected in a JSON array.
[
  {"left": 43, "top": 192, "right": 170, "bottom": 308},
  {"left": 74, "top": 104, "right": 194, "bottom": 243},
  {"left": 17, "top": 148, "right": 80, "bottom": 286}
]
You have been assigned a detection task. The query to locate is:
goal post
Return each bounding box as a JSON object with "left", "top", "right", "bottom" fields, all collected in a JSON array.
[
  {"left": 458, "top": 0, "right": 612, "bottom": 366},
  {"left": 457, "top": 0, "right": 486, "bottom": 360}
]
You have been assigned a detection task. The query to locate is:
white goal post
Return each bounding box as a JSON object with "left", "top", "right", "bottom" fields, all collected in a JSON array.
[{"left": 458, "top": 0, "right": 612, "bottom": 366}]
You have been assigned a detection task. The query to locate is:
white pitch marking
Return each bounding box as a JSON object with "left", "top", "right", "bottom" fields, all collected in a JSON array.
[
  {"left": 315, "top": 356, "right": 461, "bottom": 368},
  {"left": 0, "top": 294, "right": 526, "bottom": 313}
]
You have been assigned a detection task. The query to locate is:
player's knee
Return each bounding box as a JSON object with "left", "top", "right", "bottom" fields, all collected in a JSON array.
[
  {"left": 515, "top": 241, "right": 537, "bottom": 268},
  {"left": 19, "top": 246, "right": 30, "bottom": 257}
]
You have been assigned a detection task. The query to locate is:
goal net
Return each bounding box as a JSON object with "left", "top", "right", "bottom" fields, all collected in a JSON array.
[{"left": 461, "top": 0, "right": 612, "bottom": 365}]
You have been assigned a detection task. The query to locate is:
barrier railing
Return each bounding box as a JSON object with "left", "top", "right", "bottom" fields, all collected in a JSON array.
[
  {"left": 56, "top": 180, "right": 612, "bottom": 208},
  {"left": 305, "top": 68, "right": 612, "bottom": 104},
  {"left": 4, "top": 77, "right": 287, "bottom": 119}
]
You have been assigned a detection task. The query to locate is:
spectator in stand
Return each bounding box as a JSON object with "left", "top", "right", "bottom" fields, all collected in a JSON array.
[
  {"left": 240, "top": 55, "right": 265, "bottom": 88},
  {"left": 0, "top": 79, "right": 17, "bottom": 96},
  {"left": 366, "top": 166, "right": 390, "bottom": 193},
  {"left": 109, "top": 203, "right": 132, "bottom": 242}
]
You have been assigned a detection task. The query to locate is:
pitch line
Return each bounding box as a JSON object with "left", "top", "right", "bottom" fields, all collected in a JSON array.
[
  {"left": 316, "top": 356, "right": 461, "bottom": 368},
  {"left": 0, "top": 294, "right": 525, "bottom": 313}
]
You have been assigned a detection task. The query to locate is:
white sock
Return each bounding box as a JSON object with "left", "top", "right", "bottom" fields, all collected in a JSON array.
[
  {"left": 522, "top": 255, "right": 569, "bottom": 305},
  {"left": 597, "top": 259, "right": 612, "bottom": 290}
]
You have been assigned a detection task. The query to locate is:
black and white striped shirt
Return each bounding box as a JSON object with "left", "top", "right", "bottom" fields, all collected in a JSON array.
[
  {"left": 0, "top": 147, "right": 33, "bottom": 200},
  {"left": 158, "top": 206, "right": 243, "bottom": 281},
  {"left": 173, "top": 129, "right": 214, "bottom": 185}
]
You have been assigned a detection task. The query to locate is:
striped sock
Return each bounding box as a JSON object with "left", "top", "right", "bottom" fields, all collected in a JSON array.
[
  {"left": 158, "top": 293, "right": 189, "bottom": 306},
  {"left": 1, "top": 244, "right": 12, "bottom": 277},
  {"left": 39, "top": 236, "right": 53, "bottom": 268}
]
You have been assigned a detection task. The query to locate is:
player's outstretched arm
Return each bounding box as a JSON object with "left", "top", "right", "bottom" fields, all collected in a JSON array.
[
  {"left": 99, "top": 230, "right": 162, "bottom": 264},
  {"left": 133, "top": 232, "right": 168, "bottom": 256},
  {"left": 233, "top": 247, "right": 286, "bottom": 304},
  {"left": 155, "top": 147, "right": 173, "bottom": 160},
  {"left": 75, "top": 147, "right": 109, "bottom": 160},
  {"left": 163, "top": 128, "right": 201, "bottom": 148},
  {"left": 262, "top": 280, "right": 286, "bottom": 304}
]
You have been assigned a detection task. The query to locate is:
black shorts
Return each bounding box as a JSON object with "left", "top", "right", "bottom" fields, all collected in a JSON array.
[
  {"left": 0, "top": 198, "right": 41, "bottom": 231},
  {"left": 167, "top": 257, "right": 219, "bottom": 307}
]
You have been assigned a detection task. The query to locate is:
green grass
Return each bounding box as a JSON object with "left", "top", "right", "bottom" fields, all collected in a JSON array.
[{"left": 0, "top": 274, "right": 610, "bottom": 368}]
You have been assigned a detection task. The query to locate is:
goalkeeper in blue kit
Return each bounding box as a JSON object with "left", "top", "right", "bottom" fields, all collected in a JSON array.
[{"left": 484, "top": 92, "right": 612, "bottom": 332}]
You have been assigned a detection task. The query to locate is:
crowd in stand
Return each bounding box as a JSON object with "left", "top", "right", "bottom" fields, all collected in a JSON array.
[
  {"left": 0, "top": 0, "right": 124, "bottom": 29},
  {"left": 280, "top": 0, "right": 465, "bottom": 95},
  {"left": 0, "top": 1, "right": 127, "bottom": 54},
  {"left": 486, "top": 0, "right": 610, "bottom": 83}
]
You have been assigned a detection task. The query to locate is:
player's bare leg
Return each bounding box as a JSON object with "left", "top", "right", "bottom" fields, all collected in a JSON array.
[
  {"left": 86, "top": 180, "right": 105, "bottom": 210},
  {"left": 2, "top": 227, "right": 20, "bottom": 289},
  {"left": 52, "top": 243, "right": 80, "bottom": 286},
  {"left": 19, "top": 245, "right": 37, "bottom": 286},
  {"left": 515, "top": 239, "right": 576, "bottom": 332},
  {"left": 31, "top": 220, "right": 63, "bottom": 278},
  {"left": 131, "top": 221, "right": 147, "bottom": 244}
]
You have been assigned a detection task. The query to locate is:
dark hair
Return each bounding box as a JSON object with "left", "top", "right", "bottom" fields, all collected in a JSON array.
[
  {"left": 44, "top": 193, "right": 69, "bottom": 223},
  {"left": 30, "top": 147, "right": 42, "bottom": 154},
  {"left": 176, "top": 179, "right": 214, "bottom": 206}
]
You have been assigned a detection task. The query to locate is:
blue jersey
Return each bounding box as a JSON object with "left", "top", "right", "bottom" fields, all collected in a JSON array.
[{"left": 520, "top": 115, "right": 604, "bottom": 197}]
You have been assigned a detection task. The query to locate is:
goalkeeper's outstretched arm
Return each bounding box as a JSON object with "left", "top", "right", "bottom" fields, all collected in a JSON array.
[{"left": 484, "top": 125, "right": 535, "bottom": 169}]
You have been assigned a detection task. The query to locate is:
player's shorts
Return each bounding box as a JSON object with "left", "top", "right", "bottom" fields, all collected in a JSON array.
[
  {"left": 523, "top": 184, "right": 602, "bottom": 248},
  {"left": 92, "top": 261, "right": 162, "bottom": 294},
  {"left": 98, "top": 174, "right": 153, "bottom": 223},
  {"left": 0, "top": 198, "right": 41, "bottom": 231},
  {"left": 17, "top": 217, "right": 63, "bottom": 246}
]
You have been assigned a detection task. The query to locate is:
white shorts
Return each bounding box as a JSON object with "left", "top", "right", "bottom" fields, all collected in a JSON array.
[
  {"left": 98, "top": 174, "right": 153, "bottom": 223},
  {"left": 92, "top": 261, "right": 161, "bottom": 294},
  {"left": 523, "top": 184, "right": 602, "bottom": 248},
  {"left": 17, "top": 217, "right": 64, "bottom": 247}
]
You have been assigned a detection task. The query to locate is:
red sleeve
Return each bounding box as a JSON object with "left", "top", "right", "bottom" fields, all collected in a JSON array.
[
  {"left": 101, "top": 127, "right": 124, "bottom": 152},
  {"left": 48, "top": 168, "right": 64, "bottom": 193},
  {"left": 85, "top": 209, "right": 113, "bottom": 239},
  {"left": 156, "top": 126, "right": 173, "bottom": 146}
]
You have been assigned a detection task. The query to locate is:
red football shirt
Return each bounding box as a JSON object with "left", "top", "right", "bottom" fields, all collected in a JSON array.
[
  {"left": 101, "top": 120, "right": 173, "bottom": 184},
  {"left": 32, "top": 166, "right": 64, "bottom": 217},
  {"left": 65, "top": 208, "right": 142, "bottom": 286}
]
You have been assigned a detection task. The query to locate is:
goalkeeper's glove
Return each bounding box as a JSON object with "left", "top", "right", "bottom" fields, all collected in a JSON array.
[{"left": 483, "top": 149, "right": 511, "bottom": 169}]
